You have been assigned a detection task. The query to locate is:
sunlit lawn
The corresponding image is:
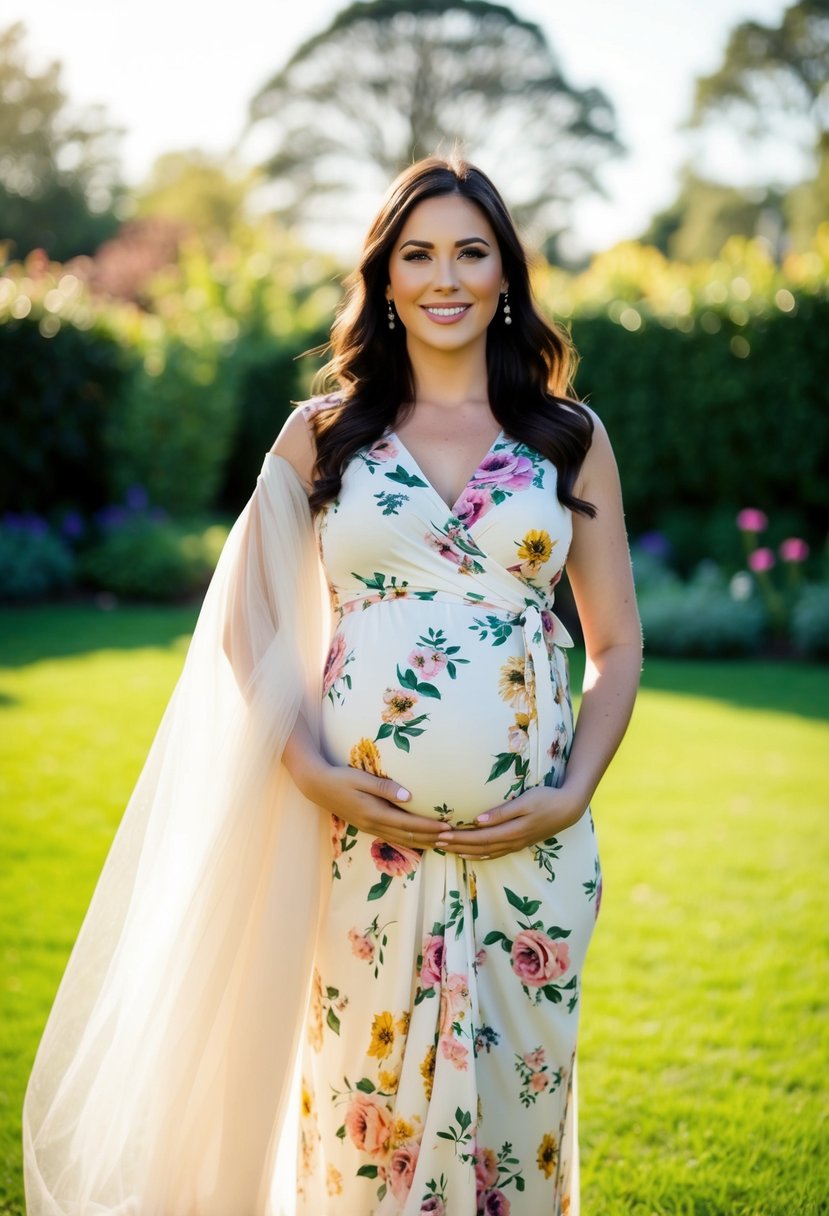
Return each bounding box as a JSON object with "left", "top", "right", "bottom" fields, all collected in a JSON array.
[{"left": 1, "top": 604, "right": 827, "bottom": 1216}]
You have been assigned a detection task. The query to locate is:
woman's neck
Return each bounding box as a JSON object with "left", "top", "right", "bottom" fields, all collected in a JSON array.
[{"left": 405, "top": 339, "right": 489, "bottom": 410}]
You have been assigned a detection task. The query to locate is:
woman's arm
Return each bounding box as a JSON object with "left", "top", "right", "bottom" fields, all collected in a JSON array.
[
  {"left": 554, "top": 412, "right": 642, "bottom": 812},
  {"left": 438, "top": 411, "right": 642, "bottom": 858}
]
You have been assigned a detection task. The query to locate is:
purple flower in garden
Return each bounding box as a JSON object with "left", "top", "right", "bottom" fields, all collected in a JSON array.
[
  {"left": 95, "top": 504, "right": 128, "bottom": 530},
  {"left": 125, "top": 484, "right": 149, "bottom": 511},
  {"left": 737, "top": 508, "right": 768, "bottom": 533},
  {"left": 636, "top": 530, "right": 672, "bottom": 559},
  {"left": 779, "top": 538, "right": 809, "bottom": 563},
  {"left": 60, "top": 511, "right": 85, "bottom": 540},
  {"left": 20, "top": 513, "right": 48, "bottom": 537},
  {"left": 748, "top": 547, "right": 775, "bottom": 573}
]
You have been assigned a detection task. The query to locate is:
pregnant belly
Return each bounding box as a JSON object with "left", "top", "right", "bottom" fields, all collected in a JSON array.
[{"left": 318, "top": 602, "right": 568, "bottom": 824}]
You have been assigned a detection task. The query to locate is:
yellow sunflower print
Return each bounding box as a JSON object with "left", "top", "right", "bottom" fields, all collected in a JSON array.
[
  {"left": 516, "top": 529, "right": 554, "bottom": 569},
  {"left": 367, "top": 1010, "right": 396, "bottom": 1059},
  {"left": 537, "top": 1131, "right": 559, "bottom": 1178}
]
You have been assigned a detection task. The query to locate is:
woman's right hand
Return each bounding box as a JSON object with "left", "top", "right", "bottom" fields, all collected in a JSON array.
[{"left": 302, "top": 763, "right": 447, "bottom": 852}]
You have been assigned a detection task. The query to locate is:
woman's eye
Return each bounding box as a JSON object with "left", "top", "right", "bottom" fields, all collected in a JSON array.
[
  {"left": 402, "top": 251, "right": 429, "bottom": 262},
  {"left": 460, "top": 247, "right": 486, "bottom": 259}
]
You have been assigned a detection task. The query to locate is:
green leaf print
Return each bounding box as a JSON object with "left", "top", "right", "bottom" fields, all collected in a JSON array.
[
  {"left": 505, "top": 888, "right": 542, "bottom": 917},
  {"left": 326, "top": 1006, "right": 341, "bottom": 1034},
  {"left": 367, "top": 873, "right": 393, "bottom": 902},
  {"left": 487, "top": 751, "right": 522, "bottom": 782},
  {"left": 396, "top": 665, "right": 441, "bottom": 698},
  {"left": 373, "top": 490, "right": 410, "bottom": 515},
  {"left": 436, "top": 1107, "right": 473, "bottom": 1157},
  {"left": 355, "top": 1077, "right": 376, "bottom": 1093},
  {"left": 469, "top": 613, "right": 516, "bottom": 646},
  {"left": 356, "top": 1164, "right": 379, "bottom": 1178},
  {"left": 385, "top": 464, "right": 428, "bottom": 488}
]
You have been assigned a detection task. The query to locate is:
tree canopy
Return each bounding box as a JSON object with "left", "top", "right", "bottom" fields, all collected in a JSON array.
[
  {"left": 0, "top": 22, "right": 124, "bottom": 260},
  {"left": 691, "top": 0, "right": 829, "bottom": 157},
  {"left": 242, "top": 0, "right": 622, "bottom": 251}
]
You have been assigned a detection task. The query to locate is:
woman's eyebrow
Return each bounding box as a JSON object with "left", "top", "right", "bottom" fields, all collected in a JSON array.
[{"left": 399, "top": 237, "right": 491, "bottom": 250}]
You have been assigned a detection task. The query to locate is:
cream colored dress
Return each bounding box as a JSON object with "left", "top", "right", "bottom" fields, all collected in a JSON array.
[{"left": 296, "top": 422, "right": 601, "bottom": 1216}]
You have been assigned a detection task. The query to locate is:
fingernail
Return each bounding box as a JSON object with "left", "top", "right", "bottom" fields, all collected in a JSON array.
[
  {"left": 477, "top": 813, "right": 490, "bottom": 823},
  {"left": 397, "top": 787, "right": 411, "bottom": 801}
]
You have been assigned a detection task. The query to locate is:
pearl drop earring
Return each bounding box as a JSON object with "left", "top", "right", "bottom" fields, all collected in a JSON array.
[
  {"left": 503, "top": 291, "right": 512, "bottom": 325},
  {"left": 387, "top": 300, "right": 396, "bottom": 330}
]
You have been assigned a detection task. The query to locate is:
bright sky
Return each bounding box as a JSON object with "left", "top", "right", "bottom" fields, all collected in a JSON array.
[{"left": 5, "top": 0, "right": 796, "bottom": 256}]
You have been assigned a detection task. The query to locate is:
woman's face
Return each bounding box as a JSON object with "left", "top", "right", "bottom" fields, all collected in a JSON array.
[{"left": 385, "top": 193, "right": 507, "bottom": 356}]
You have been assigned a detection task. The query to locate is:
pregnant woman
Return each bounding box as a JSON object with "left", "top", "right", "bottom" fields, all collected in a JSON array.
[{"left": 23, "top": 157, "right": 641, "bottom": 1216}]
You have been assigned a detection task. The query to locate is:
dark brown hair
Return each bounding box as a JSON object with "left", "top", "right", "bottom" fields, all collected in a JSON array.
[{"left": 306, "top": 155, "right": 595, "bottom": 517}]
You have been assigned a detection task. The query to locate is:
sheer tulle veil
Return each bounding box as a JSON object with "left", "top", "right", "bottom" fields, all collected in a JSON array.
[{"left": 22, "top": 453, "right": 332, "bottom": 1216}]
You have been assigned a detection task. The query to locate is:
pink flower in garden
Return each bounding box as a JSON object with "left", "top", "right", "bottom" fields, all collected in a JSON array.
[
  {"left": 736, "top": 508, "right": 768, "bottom": 533},
  {"left": 475, "top": 1147, "right": 499, "bottom": 1192},
  {"left": 370, "top": 839, "right": 421, "bottom": 877},
  {"left": 389, "top": 1141, "right": 420, "bottom": 1200},
  {"left": 523, "top": 1048, "right": 546, "bottom": 1069},
  {"left": 779, "top": 537, "right": 810, "bottom": 563},
  {"left": 420, "top": 934, "right": 445, "bottom": 988},
  {"left": 344, "top": 1093, "right": 393, "bottom": 1157},
  {"left": 748, "top": 547, "right": 775, "bottom": 573},
  {"left": 367, "top": 437, "right": 398, "bottom": 462},
  {"left": 408, "top": 647, "right": 448, "bottom": 679},
  {"left": 454, "top": 486, "right": 495, "bottom": 527},
  {"left": 440, "top": 1036, "right": 469, "bottom": 1070},
  {"left": 472, "top": 451, "right": 533, "bottom": 491},
  {"left": 348, "top": 927, "right": 375, "bottom": 961},
  {"left": 322, "top": 633, "right": 348, "bottom": 695},
  {"left": 510, "top": 930, "right": 570, "bottom": 988}
]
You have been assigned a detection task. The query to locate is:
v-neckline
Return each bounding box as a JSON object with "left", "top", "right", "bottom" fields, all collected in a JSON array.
[{"left": 389, "top": 427, "right": 505, "bottom": 516}]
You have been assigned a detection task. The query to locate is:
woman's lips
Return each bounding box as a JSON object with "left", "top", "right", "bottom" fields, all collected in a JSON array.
[{"left": 420, "top": 304, "right": 472, "bottom": 325}]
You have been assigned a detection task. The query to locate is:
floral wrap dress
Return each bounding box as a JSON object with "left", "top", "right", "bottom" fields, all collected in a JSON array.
[{"left": 296, "top": 418, "right": 601, "bottom": 1216}]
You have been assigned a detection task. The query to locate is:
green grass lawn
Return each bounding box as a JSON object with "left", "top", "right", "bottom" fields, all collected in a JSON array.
[{"left": 2, "top": 604, "right": 828, "bottom": 1216}]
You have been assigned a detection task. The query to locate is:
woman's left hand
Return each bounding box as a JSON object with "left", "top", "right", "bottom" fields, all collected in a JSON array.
[{"left": 435, "top": 784, "right": 588, "bottom": 861}]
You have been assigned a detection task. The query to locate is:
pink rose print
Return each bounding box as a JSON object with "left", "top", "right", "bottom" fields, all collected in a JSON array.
[
  {"left": 523, "top": 1047, "right": 546, "bottom": 1069},
  {"left": 510, "top": 930, "right": 570, "bottom": 987},
  {"left": 420, "top": 934, "right": 445, "bottom": 988},
  {"left": 440, "top": 1037, "right": 469, "bottom": 1070},
  {"left": 330, "top": 814, "right": 347, "bottom": 859},
  {"left": 370, "top": 839, "right": 421, "bottom": 878},
  {"left": 439, "top": 971, "right": 470, "bottom": 1034},
  {"left": 482, "top": 1190, "right": 511, "bottom": 1216},
  {"left": 389, "top": 1141, "right": 420, "bottom": 1200},
  {"left": 472, "top": 451, "right": 533, "bottom": 490},
  {"left": 343, "top": 1093, "right": 393, "bottom": 1157},
  {"left": 322, "top": 633, "right": 348, "bottom": 696},
  {"left": 348, "top": 927, "right": 375, "bottom": 961},
  {"left": 529, "top": 1071, "right": 551, "bottom": 1093},
  {"left": 408, "top": 647, "right": 448, "bottom": 679},
  {"left": 425, "top": 530, "right": 464, "bottom": 565},
  {"left": 367, "top": 437, "right": 398, "bottom": 462},
  {"left": 421, "top": 1198, "right": 445, "bottom": 1215},
  {"left": 474, "top": 1147, "right": 499, "bottom": 1193},
  {"left": 454, "top": 485, "right": 494, "bottom": 527}
]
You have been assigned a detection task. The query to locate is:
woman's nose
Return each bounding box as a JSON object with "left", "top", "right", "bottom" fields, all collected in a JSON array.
[{"left": 432, "top": 256, "right": 460, "bottom": 291}]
